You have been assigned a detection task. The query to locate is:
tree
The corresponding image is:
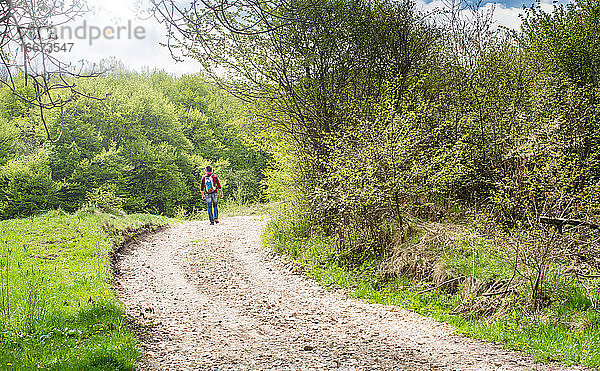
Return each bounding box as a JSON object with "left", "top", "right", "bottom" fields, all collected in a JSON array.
[{"left": 0, "top": 0, "right": 103, "bottom": 141}]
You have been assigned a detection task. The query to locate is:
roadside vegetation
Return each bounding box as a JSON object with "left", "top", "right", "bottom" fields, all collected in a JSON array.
[
  {"left": 264, "top": 205, "right": 600, "bottom": 367},
  {"left": 2, "top": 0, "right": 600, "bottom": 368},
  {"left": 0, "top": 208, "right": 170, "bottom": 369},
  {"left": 243, "top": 0, "right": 600, "bottom": 368}
]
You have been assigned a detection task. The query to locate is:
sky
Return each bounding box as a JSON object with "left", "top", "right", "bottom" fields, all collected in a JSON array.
[
  {"left": 55, "top": 0, "right": 560, "bottom": 76},
  {"left": 58, "top": 0, "right": 203, "bottom": 75}
]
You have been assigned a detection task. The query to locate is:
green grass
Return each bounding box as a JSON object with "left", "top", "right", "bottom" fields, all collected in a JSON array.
[
  {"left": 263, "top": 213, "right": 600, "bottom": 369},
  {"left": 0, "top": 209, "right": 171, "bottom": 370}
]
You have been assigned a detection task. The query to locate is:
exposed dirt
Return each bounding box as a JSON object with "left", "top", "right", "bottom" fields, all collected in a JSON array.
[{"left": 115, "top": 216, "right": 583, "bottom": 370}]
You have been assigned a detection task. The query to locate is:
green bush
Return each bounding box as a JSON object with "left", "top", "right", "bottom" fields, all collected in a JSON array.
[
  {"left": 0, "top": 151, "right": 58, "bottom": 218},
  {"left": 86, "top": 183, "right": 125, "bottom": 214}
]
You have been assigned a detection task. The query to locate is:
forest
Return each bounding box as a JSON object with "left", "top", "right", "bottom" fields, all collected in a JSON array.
[
  {"left": 2, "top": 0, "right": 600, "bottom": 368},
  {"left": 0, "top": 70, "right": 271, "bottom": 218}
]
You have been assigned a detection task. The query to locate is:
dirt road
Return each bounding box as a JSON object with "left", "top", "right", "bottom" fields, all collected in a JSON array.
[{"left": 115, "top": 216, "right": 579, "bottom": 370}]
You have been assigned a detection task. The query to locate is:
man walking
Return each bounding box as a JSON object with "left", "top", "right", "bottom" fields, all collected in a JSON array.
[{"left": 201, "top": 165, "right": 223, "bottom": 225}]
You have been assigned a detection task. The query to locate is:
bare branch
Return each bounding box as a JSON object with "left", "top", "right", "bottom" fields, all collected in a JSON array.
[{"left": 0, "top": 0, "right": 108, "bottom": 140}]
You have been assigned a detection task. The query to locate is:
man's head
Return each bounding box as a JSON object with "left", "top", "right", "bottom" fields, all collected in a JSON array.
[{"left": 206, "top": 165, "right": 213, "bottom": 173}]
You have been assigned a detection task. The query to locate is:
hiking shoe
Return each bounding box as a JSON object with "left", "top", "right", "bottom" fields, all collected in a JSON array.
[
  {"left": 215, "top": 219, "right": 219, "bottom": 224},
  {"left": 210, "top": 222, "right": 214, "bottom": 225}
]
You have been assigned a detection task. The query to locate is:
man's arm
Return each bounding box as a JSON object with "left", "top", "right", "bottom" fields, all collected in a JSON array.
[{"left": 216, "top": 175, "right": 223, "bottom": 197}]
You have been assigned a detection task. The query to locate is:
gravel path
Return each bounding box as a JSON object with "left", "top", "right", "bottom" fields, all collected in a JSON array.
[{"left": 115, "top": 215, "right": 581, "bottom": 370}]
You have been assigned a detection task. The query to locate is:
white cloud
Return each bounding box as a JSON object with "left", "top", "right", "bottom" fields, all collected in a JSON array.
[
  {"left": 485, "top": 3, "right": 524, "bottom": 30},
  {"left": 414, "top": 0, "right": 526, "bottom": 30},
  {"left": 414, "top": 0, "right": 563, "bottom": 30},
  {"left": 490, "top": 0, "right": 558, "bottom": 29},
  {"left": 53, "top": 0, "right": 203, "bottom": 75}
]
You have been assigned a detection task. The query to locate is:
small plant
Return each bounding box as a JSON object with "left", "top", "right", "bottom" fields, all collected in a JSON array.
[
  {"left": 23, "top": 273, "right": 46, "bottom": 334},
  {"left": 510, "top": 226, "right": 559, "bottom": 309},
  {"left": 174, "top": 205, "right": 189, "bottom": 220},
  {"left": 230, "top": 185, "right": 248, "bottom": 209}
]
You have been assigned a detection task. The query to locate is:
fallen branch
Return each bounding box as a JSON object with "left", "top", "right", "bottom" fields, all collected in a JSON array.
[
  {"left": 540, "top": 216, "right": 599, "bottom": 233},
  {"left": 574, "top": 271, "right": 600, "bottom": 279},
  {"left": 414, "top": 276, "right": 463, "bottom": 296}
]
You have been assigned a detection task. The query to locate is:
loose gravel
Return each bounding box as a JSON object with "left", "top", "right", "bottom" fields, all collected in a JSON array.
[{"left": 115, "top": 215, "right": 583, "bottom": 370}]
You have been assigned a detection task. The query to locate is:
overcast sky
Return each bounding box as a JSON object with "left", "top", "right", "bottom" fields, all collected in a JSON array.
[{"left": 59, "top": 0, "right": 561, "bottom": 76}]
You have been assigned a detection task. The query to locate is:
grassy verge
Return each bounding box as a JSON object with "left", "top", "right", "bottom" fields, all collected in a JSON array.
[
  {"left": 263, "top": 210, "right": 600, "bottom": 369},
  {"left": 174, "top": 200, "right": 277, "bottom": 220},
  {"left": 0, "top": 209, "right": 171, "bottom": 370},
  {"left": 219, "top": 201, "right": 279, "bottom": 217}
]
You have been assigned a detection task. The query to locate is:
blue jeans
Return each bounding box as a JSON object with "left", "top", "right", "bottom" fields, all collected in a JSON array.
[{"left": 206, "top": 192, "right": 219, "bottom": 223}]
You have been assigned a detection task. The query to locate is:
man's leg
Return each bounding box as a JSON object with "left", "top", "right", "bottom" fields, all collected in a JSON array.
[
  {"left": 206, "top": 194, "right": 215, "bottom": 224},
  {"left": 213, "top": 194, "right": 219, "bottom": 223}
]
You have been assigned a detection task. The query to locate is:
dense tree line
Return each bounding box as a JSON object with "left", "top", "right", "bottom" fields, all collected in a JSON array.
[{"left": 0, "top": 70, "right": 270, "bottom": 218}]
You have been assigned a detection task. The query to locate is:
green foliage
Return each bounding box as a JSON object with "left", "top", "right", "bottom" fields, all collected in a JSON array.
[
  {"left": 0, "top": 151, "right": 57, "bottom": 218},
  {"left": 122, "top": 141, "right": 190, "bottom": 213},
  {"left": 0, "top": 70, "right": 272, "bottom": 219},
  {"left": 521, "top": 0, "right": 600, "bottom": 87},
  {"left": 0, "top": 210, "right": 171, "bottom": 369},
  {"left": 0, "top": 118, "right": 19, "bottom": 166},
  {"left": 86, "top": 183, "right": 125, "bottom": 214}
]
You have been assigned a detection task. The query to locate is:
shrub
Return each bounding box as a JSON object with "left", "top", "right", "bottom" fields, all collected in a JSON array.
[
  {"left": 85, "top": 183, "right": 125, "bottom": 214},
  {"left": 0, "top": 151, "right": 58, "bottom": 218}
]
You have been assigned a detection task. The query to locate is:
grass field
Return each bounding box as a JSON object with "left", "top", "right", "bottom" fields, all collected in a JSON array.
[
  {"left": 263, "top": 212, "right": 600, "bottom": 369},
  {"left": 0, "top": 209, "right": 171, "bottom": 370}
]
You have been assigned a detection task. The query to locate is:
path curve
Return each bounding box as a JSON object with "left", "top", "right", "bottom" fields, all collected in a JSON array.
[{"left": 116, "top": 216, "right": 580, "bottom": 370}]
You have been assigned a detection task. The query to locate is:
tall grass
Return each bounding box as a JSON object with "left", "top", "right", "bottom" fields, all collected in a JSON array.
[
  {"left": 263, "top": 205, "right": 600, "bottom": 368},
  {"left": 0, "top": 209, "right": 171, "bottom": 369}
]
